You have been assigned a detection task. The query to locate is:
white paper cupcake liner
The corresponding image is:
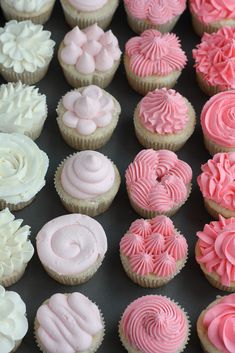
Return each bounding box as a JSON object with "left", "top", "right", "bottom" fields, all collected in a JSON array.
[
  {"left": 203, "top": 137, "right": 235, "bottom": 156},
  {"left": 204, "top": 198, "right": 235, "bottom": 219},
  {"left": 0, "top": 197, "right": 35, "bottom": 212},
  {"left": 191, "top": 13, "right": 235, "bottom": 37},
  {"left": 0, "top": 264, "right": 27, "bottom": 287},
  {"left": 196, "top": 72, "right": 224, "bottom": 97},
  {"left": 11, "top": 340, "right": 22, "bottom": 353}
]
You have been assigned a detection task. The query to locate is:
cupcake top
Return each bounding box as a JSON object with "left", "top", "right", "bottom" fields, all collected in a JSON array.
[
  {"left": 125, "top": 149, "right": 192, "bottom": 213},
  {"left": 193, "top": 27, "right": 235, "bottom": 91},
  {"left": 60, "top": 24, "right": 121, "bottom": 74},
  {"left": 201, "top": 91, "right": 235, "bottom": 147},
  {"left": 138, "top": 88, "right": 189, "bottom": 134},
  {"left": 0, "top": 285, "right": 28, "bottom": 353},
  {"left": 36, "top": 213, "right": 107, "bottom": 275},
  {"left": 190, "top": 0, "right": 235, "bottom": 24},
  {"left": 5, "top": 0, "right": 54, "bottom": 12},
  {"left": 124, "top": 0, "right": 186, "bottom": 25},
  {"left": 197, "top": 215, "right": 235, "bottom": 287},
  {"left": 125, "top": 29, "right": 187, "bottom": 77},
  {"left": 120, "top": 295, "right": 189, "bottom": 353},
  {"left": 120, "top": 215, "right": 188, "bottom": 277},
  {"left": 36, "top": 292, "right": 104, "bottom": 353},
  {"left": 0, "top": 82, "right": 47, "bottom": 135},
  {"left": 197, "top": 152, "right": 235, "bottom": 211},
  {"left": 68, "top": 0, "right": 107, "bottom": 11},
  {"left": 0, "top": 133, "right": 49, "bottom": 205}
]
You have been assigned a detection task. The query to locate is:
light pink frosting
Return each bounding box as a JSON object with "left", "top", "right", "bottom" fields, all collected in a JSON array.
[
  {"left": 61, "top": 150, "right": 115, "bottom": 200},
  {"left": 203, "top": 294, "right": 235, "bottom": 353},
  {"left": 193, "top": 27, "right": 235, "bottom": 90},
  {"left": 197, "top": 152, "right": 235, "bottom": 211},
  {"left": 125, "top": 29, "right": 187, "bottom": 77},
  {"left": 36, "top": 292, "right": 103, "bottom": 353},
  {"left": 139, "top": 88, "right": 189, "bottom": 134},
  {"left": 124, "top": 0, "right": 186, "bottom": 25},
  {"left": 68, "top": 0, "right": 107, "bottom": 11},
  {"left": 190, "top": 0, "right": 235, "bottom": 24},
  {"left": 125, "top": 149, "right": 192, "bottom": 213},
  {"left": 120, "top": 295, "right": 188, "bottom": 353},
  {"left": 36, "top": 214, "right": 107, "bottom": 275},
  {"left": 60, "top": 24, "right": 121, "bottom": 74},
  {"left": 120, "top": 215, "right": 188, "bottom": 277},
  {"left": 62, "top": 85, "right": 114, "bottom": 136}
]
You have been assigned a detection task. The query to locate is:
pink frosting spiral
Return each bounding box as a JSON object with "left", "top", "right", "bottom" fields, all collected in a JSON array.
[
  {"left": 129, "top": 219, "right": 152, "bottom": 237},
  {"left": 190, "top": 0, "right": 235, "bottom": 24},
  {"left": 125, "top": 29, "right": 187, "bottom": 77},
  {"left": 139, "top": 88, "right": 189, "bottom": 134},
  {"left": 126, "top": 149, "right": 192, "bottom": 212},
  {"left": 120, "top": 295, "right": 189, "bottom": 353},
  {"left": 193, "top": 27, "right": 235, "bottom": 90}
]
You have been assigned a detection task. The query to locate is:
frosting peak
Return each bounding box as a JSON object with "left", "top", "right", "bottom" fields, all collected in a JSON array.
[{"left": 190, "top": 0, "right": 235, "bottom": 24}]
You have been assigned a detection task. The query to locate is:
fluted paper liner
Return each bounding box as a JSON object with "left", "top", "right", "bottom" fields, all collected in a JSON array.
[
  {"left": 0, "top": 264, "right": 27, "bottom": 287},
  {"left": 0, "top": 197, "right": 35, "bottom": 212},
  {"left": 203, "top": 136, "right": 235, "bottom": 156},
  {"left": 191, "top": 12, "right": 235, "bottom": 37},
  {"left": 196, "top": 72, "right": 225, "bottom": 97},
  {"left": 11, "top": 340, "right": 22, "bottom": 353},
  {"left": 204, "top": 198, "right": 235, "bottom": 219}
]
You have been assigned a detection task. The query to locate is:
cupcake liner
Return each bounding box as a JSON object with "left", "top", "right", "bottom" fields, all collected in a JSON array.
[
  {"left": 196, "top": 72, "right": 223, "bottom": 97},
  {"left": 0, "top": 197, "right": 35, "bottom": 212},
  {"left": 204, "top": 198, "right": 235, "bottom": 219},
  {"left": 191, "top": 13, "right": 235, "bottom": 37},
  {"left": 203, "top": 137, "right": 235, "bottom": 156},
  {"left": 0, "top": 264, "right": 27, "bottom": 287},
  {"left": 11, "top": 340, "right": 22, "bottom": 353}
]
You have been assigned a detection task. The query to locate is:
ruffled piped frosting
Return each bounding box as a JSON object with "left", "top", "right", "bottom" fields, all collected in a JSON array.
[
  {"left": 190, "top": 0, "right": 235, "bottom": 24},
  {"left": 68, "top": 0, "right": 107, "bottom": 11},
  {"left": 6, "top": 0, "right": 53, "bottom": 12}
]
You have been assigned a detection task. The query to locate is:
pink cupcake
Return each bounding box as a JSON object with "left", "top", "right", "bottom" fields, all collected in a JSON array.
[
  {"left": 120, "top": 215, "right": 188, "bottom": 288},
  {"left": 125, "top": 149, "right": 192, "bottom": 218}
]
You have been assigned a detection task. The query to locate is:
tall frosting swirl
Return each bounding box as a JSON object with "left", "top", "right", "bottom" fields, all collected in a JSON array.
[
  {"left": 5, "top": 0, "right": 54, "bottom": 12},
  {"left": 190, "top": 0, "right": 235, "bottom": 24},
  {"left": 125, "top": 29, "right": 187, "bottom": 77},
  {"left": 68, "top": 0, "right": 107, "bottom": 11},
  {"left": 120, "top": 295, "right": 189, "bottom": 353},
  {"left": 61, "top": 150, "right": 115, "bottom": 200},
  {"left": 139, "top": 88, "right": 189, "bottom": 134}
]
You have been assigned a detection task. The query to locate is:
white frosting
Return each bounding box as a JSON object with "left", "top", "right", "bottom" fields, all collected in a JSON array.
[
  {"left": 68, "top": 0, "right": 107, "bottom": 11},
  {"left": 0, "top": 286, "right": 28, "bottom": 353},
  {"left": 0, "top": 208, "right": 34, "bottom": 279},
  {"left": 0, "top": 82, "right": 47, "bottom": 134},
  {"left": 0, "top": 133, "right": 49, "bottom": 205},
  {"left": 6, "top": 0, "right": 53, "bottom": 12},
  {"left": 0, "top": 20, "right": 55, "bottom": 74}
]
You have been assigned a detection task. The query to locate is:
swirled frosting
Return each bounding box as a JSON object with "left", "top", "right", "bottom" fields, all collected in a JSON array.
[
  {"left": 190, "top": 0, "right": 235, "bottom": 24},
  {"left": 0, "top": 133, "right": 49, "bottom": 204},
  {"left": 203, "top": 294, "right": 235, "bottom": 353},
  {"left": 0, "top": 82, "right": 47, "bottom": 134},
  {"left": 124, "top": 0, "right": 186, "bottom": 25},
  {"left": 61, "top": 150, "right": 115, "bottom": 200},
  {"left": 120, "top": 295, "right": 189, "bottom": 353},
  {"left": 60, "top": 24, "right": 121, "bottom": 74},
  {"left": 120, "top": 215, "right": 187, "bottom": 277},
  {"left": 68, "top": 0, "right": 107, "bottom": 11},
  {"left": 6, "top": 0, "right": 53, "bottom": 12},
  {"left": 0, "top": 286, "right": 28, "bottom": 353},
  {"left": 139, "top": 88, "right": 189, "bottom": 134},
  {"left": 36, "top": 292, "right": 103, "bottom": 353},
  {"left": 125, "top": 29, "right": 187, "bottom": 77},
  {"left": 193, "top": 27, "right": 235, "bottom": 90},
  {"left": 125, "top": 149, "right": 192, "bottom": 212},
  {"left": 197, "top": 152, "right": 235, "bottom": 211},
  {"left": 36, "top": 214, "right": 107, "bottom": 275}
]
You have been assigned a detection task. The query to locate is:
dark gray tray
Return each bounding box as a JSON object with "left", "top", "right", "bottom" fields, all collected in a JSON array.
[{"left": 0, "top": 2, "right": 221, "bottom": 352}]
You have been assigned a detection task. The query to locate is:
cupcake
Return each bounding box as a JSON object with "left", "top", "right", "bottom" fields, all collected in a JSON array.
[
  {"left": 0, "top": 133, "right": 49, "bottom": 211},
  {"left": 120, "top": 215, "right": 188, "bottom": 287},
  {"left": 1, "top": 0, "right": 56, "bottom": 24},
  {"left": 134, "top": 88, "right": 196, "bottom": 151},
  {"left": 189, "top": 0, "right": 235, "bottom": 37},
  {"left": 56, "top": 85, "right": 121, "bottom": 150},
  {"left": 0, "top": 82, "right": 47, "bottom": 140},
  {"left": 58, "top": 24, "right": 122, "bottom": 89},
  {"left": 0, "top": 20, "right": 55, "bottom": 85},
  {"left": 124, "top": 29, "right": 187, "bottom": 95},
  {"left": 60, "top": 0, "right": 119, "bottom": 29},
  {"left": 197, "top": 152, "right": 235, "bottom": 219},
  {"left": 197, "top": 294, "right": 235, "bottom": 353},
  {"left": 35, "top": 292, "right": 104, "bottom": 353},
  {"left": 37, "top": 213, "right": 107, "bottom": 285},
  {"left": 54, "top": 150, "right": 120, "bottom": 216},
  {"left": 125, "top": 149, "right": 192, "bottom": 218},
  {"left": 0, "top": 285, "right": 28, "bottom": 353},
  {"left": 119, "top": 295, "right": 190, "bottom": 353},
  {"left": 193, "top": 27, "right": 235, "bottom": 96},
  {"left": 196, "top": 215, "right": 235, "bottom": 292},
  {"left": 124, "top": 0, "right": 186, "bottom": 34}
]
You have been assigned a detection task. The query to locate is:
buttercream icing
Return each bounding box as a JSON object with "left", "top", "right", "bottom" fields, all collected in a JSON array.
[
  {"left": 190, "top": 0, "right": 235, "bottom": 24},
  {"left": 68, "top": 0, "right": 107, "bottom": 11},
  {"left": 6, "top": 0, "right": 53, "bottom": 12}
]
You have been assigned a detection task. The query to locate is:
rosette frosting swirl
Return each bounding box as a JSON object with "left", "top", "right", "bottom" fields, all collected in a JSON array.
[
  {"left": 68, "top": 0, "right": 107, "bottom": 11},
  {"left": 6, "top": 0, "right": 53, "bottom": 12},
  {"left": 190, "top": 0, "right": 235, "bottom": 24}
]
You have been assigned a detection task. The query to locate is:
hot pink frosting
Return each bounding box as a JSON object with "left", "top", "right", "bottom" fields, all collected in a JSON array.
[
  {"left": 120, "top": 295, "right": 189, "bottom": 353},
  {"left": 36, "top": 214, "right": 107, "bottom": 275},
  {"left": 68, "top": 0, "right": 107, "bottom": 11},
  {"left": 125, "top": 149, "right": 192, "bottom": 213},
  {"left": 203, "top": 294, "right": 235, "bottom": 353},
  {"left": 61, "top": 150, "right": 115, "bottom": 200},
  {"left": 124, "top": 0, "right": 186, "bottom": 25},
  {"left": 197, "top": 152, "right": 235, "bottom": 211},
  {"left": 139, "top": 88, "right": 189, "bottom": 134},
  {"left": 36, "top": 292, "right": 103, "bottom": 353},
  {"left": 125, "top": 29, "right": 187, "bottom": 77},
  {"left": 62, "top": 85, "right": 114, "bottom": 136},
  {"left": 190, "top": 0, "right": 235, "bottom": 24},
  {"left": 201, "top": 91, "right": 235, "bottom": 147},
  {"left": 60, "top": 24, "right": 121, "bottom": 74},
  {"left": 193, "top": 27, "right": 235, "bottom": 90}
]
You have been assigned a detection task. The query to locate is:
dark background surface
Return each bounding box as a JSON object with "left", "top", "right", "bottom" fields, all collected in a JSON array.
[{"left": 0, "top": 1, "right": 223, "bottom": 352}]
